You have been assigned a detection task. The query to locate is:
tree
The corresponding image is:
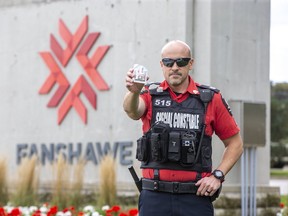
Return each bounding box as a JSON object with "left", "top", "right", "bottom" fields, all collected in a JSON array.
[{"left": 271, "top": 82, "right": 288, "bottom": 142}]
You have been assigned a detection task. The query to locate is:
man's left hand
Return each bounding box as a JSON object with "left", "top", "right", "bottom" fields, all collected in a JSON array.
[{"left": 195, "top": 175, "right": 221, "bottom": 196}]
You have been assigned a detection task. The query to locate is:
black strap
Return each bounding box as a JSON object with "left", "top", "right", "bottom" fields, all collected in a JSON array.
[
  {"left": 195, "top": 124, "right": 206, "bottom": 163},
  {"left": 196, "top": 172, "right": 202, "bottom": 181},
  {"left": 153, "top": 169, "right": 160, "bottom": 180},
  {"left": 142, "top": 178, "right": 198, "bottom": 194},
  {"left": 193, "top": 87, "right": 214, "bottom": 164}
]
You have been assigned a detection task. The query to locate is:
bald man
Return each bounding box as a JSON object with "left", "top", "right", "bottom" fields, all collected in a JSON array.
[{"left": 123, "top": 40, "right": 243, "bottom": 216}]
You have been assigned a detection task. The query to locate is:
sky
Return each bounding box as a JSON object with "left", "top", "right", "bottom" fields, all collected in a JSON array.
[{"left": 270, "top": 0, "right": 288, "bottom": 83}]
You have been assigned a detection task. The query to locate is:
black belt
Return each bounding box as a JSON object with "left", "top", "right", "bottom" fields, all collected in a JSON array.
[{"left": 142, "top": 178, "right": 198, "bottom": 194}]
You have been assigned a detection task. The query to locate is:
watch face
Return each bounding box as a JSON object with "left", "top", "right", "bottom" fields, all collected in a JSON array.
[
  {"left": 213, "top": 170, "right": 224, "bottom": 180},
  {"left": 215, "top": 170, "right": 222, "bottom": 177}
]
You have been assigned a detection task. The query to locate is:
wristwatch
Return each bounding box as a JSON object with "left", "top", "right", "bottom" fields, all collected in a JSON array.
[{"left": 212, "top": 169, "right": 225, "bottom": 182}]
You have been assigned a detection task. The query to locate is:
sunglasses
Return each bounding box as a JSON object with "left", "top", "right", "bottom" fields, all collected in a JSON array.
[{"left": 162, "top": 58, "right": 191, "bottom": 67}]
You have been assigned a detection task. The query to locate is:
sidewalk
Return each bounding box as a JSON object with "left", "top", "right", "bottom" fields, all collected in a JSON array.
[{"left": 270, "top": 179, "right": 288, "bottom": 195}]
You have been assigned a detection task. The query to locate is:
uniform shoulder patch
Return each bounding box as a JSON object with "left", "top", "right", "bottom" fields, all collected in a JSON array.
[{"left": 221, "top": 96, "right": 233, "bottom": 116}]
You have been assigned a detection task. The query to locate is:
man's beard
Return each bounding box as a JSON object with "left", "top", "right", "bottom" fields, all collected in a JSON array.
[{"left": 168, "top": 72, "right": 183, "bottom": 86}]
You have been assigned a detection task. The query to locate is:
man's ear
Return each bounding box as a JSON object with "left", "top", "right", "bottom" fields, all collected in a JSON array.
[{"left": 189, "top": 58, "right": 194, "bottom": 70}]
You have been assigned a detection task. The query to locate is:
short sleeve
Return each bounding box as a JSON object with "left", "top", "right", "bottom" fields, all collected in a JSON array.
[
  {"left": 206, "top": 93, "right": 240, "bottom": 140},
  {"left": 140, "top": 91, "right": 152, "bottom": 133}
]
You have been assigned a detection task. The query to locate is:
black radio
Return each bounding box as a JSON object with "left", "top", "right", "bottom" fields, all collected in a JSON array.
[{"left": 181, "top": 131, "right": 197, "bottom": 165}]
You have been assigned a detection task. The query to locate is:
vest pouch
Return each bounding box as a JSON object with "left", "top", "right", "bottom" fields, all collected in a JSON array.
[
  {"left": 151, "top": 133, "right": 162, "bottom": 161},
  {"left": 201, "top": 137, "right": 212, "bottom": 168},
  {"left": 150, "top": 122, "right": 170, "bottom": 162},
  {"left": 168, "top": 132, "right": 181, "bottom": 162},
  {"left": 181, "top": 132, "right": 197, "bottom": 166},
  {"left": 136, "top": 135, "right": 149, "bottom": 162}
]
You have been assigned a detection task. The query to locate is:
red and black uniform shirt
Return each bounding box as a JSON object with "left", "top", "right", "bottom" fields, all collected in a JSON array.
[{"left": 139, "top": 76, "right": 240, "bottom": 182}]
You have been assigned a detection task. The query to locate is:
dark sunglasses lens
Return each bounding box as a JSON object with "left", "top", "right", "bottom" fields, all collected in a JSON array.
[
  {"left": 176, "top": 58, "right": 190, "bottom": 67},
  {"left": 162, "top": 59, "right": 175, "bottom": 67}
]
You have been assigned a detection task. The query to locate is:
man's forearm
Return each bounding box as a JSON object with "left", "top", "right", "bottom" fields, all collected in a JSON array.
[
  {"left": 217, "top": 133, "right": 243, "bottom": 175},
  {"left": 123, "top": 91, "right": 143, "bottom": 120}
]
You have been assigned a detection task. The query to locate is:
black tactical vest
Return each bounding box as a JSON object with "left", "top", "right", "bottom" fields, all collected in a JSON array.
[{"left": 136, "top": 85, "right": 217, "bottom": 173}]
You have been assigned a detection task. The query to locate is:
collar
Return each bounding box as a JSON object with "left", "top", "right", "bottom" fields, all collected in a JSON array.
[{"left": 160, "top": 76, "right": 200, "bottom": 95}]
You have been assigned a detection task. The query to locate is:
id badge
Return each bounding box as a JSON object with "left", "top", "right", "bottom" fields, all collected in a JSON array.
[{"left": 133, "top": 64, "right": 148, "bottom": 84}]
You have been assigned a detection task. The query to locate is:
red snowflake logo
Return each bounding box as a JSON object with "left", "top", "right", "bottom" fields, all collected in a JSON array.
[{"left": 39, "top": 16, "right": 110, "bottom": 124}]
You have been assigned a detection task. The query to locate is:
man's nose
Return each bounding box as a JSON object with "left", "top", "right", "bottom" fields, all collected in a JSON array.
[{"left": 171, "top": 62, "right": 179, "bottom": 69}]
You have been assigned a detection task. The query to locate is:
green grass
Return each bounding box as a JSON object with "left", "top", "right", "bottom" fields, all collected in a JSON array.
[
  {"left": 270, "top": 169, "right": 288, "bottom": 178},
  {"left": 281, "top": 195, "right": 288, "bottom": 206}
]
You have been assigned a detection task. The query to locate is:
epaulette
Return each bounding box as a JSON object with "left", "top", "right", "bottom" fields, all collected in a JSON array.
[
  {"left": 140, "top": 82, "right": 161, "bottom": 95},
  {"left": 140, "top": 90, "right": 148, "bottom": 95},
  {"left": 197, "top": 84, "right": 220, "bottom": 93},
  {"left": 145, "top": 82, "right": 161, "bottom": 88}
]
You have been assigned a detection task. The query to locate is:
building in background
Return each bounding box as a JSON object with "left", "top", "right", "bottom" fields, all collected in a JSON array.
[{"left": 0, "top": 0, "right": 276, "bottom": 214}]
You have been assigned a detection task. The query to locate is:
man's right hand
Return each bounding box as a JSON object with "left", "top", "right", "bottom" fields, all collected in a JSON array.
[
  {"left": 125, "top": 68, "right": 145, "bottom": 94},
  {"left": 123, "top": 68, "right": 147, "bottom": 120}
]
